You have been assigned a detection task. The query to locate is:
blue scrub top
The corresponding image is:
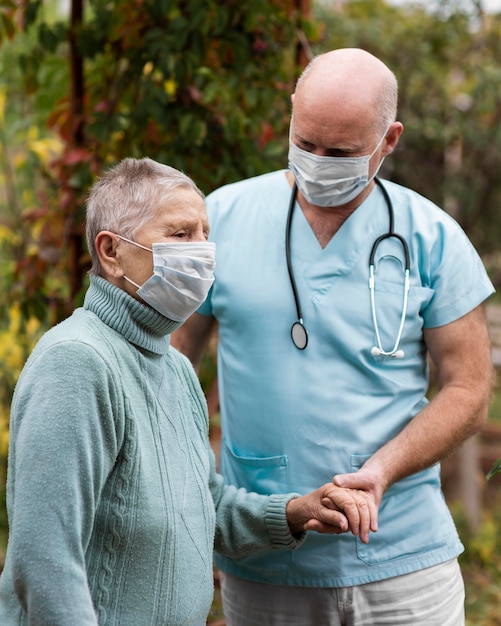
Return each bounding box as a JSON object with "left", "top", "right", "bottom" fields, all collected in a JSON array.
[{"left": 200, "top": 170, "right": 494, "bottom": 587}]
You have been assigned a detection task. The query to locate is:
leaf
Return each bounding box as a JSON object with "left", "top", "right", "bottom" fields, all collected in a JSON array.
[
  {"left": 486, "top": 457, "right": 501, "bottom": 481},
  {"left": 0, "top": 12, "right": 16, "bottom": 42}
]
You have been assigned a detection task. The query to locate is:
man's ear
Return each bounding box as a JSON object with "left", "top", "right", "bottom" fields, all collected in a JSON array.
[
  {"left": 382, "top": 122, "right": 404, "bottom": 157},
  {"left": 95, "top": 231, "right": 123, "bottom": 278}
]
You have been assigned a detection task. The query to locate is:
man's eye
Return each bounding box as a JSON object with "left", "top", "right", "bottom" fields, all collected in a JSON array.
[{"left": 299, "top": 141, "right": 314, "bottom": 151}]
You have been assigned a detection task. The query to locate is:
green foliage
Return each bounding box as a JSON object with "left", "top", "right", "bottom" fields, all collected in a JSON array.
[
  {"left": 451, "top": 499, "right": 501, "bottom": 625},
  {"left": 486, "top": 457, "right": 501, "bottom": 481},
  {"left": 0, "top": 0, "right": 307, "bottom": 326},
  {"left": 486, "top": 384, "right": 501, "bottom": 484},
  {"left": 76, "top": 0, "right": 299, "bottom": 187}
]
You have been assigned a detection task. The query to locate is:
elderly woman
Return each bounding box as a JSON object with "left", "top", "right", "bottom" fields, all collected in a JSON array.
[{"left": 0, "top": 158, "right": 373, "bottom": 625}]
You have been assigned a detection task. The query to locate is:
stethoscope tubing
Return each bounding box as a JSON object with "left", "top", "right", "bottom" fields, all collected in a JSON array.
[
  {"left": 286, "top": 177, "right": 410, "bottom": 355},
  {"left": 285, "top": 182, "right": 309, "bottom": 349}
]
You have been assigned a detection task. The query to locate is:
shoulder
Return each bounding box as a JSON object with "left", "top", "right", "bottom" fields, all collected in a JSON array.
[
  {"left": 380, "top": 179, "right": 441, "bottom": 214},
  {"left": 21, "top": 308, "right": 121, "bottom": 383},
  {"left": 377, "top": 182, "right": 494, "bottom": 323},
  {"left": 205, "top": 170, "right": 291, "bottom": 237},
  {"left": 379, "top": 179, "right": 471, "bottom": 238}
]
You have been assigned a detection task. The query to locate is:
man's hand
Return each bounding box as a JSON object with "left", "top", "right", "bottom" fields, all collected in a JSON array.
[
  {"left": 333, "top": 463, "right": 386, "bottom": 512},
  {"left": 286, "top": 483, "right": 377, "bottom": 543}
]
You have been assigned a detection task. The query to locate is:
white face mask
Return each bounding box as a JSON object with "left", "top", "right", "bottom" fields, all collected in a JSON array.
[
  {"left": 118, "top": 236, "right": 216, "bottom": 322},
  {"left": 288, "top": 127, "right": 388, "bottom": 207}
]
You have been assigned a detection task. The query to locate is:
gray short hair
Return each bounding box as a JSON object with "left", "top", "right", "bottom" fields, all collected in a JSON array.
[
  {"left": 86, "top": 157, "right": 203, "bottom": 276},
  {"left": 373, "top": 74, "right": 398, "bottom": 136}
]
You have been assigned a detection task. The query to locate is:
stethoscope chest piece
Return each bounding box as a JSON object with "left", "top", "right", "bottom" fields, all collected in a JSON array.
[{"left": 291, "top": 321, "right": 308, "bottom": 350}]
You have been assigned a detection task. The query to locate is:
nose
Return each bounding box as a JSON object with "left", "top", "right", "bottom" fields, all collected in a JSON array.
[{"left": 312, "top": 149, "right": 333, "bottom": 158}]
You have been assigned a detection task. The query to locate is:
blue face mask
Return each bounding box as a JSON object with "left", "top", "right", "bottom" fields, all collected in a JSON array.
[
  {"left": 118, "top": 236, "right": 216, "bottom": 322},
  {"left": 288, "top": 127, "right": 388, "bottom": 207}
]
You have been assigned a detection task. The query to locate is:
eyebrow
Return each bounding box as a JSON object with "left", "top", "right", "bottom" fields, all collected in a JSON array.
[
  {"left": 162, "top": 217, "right": 209, "bottom": 232},
  {"left": 295, "top": 135, "right": 363, "bottom": 156}
]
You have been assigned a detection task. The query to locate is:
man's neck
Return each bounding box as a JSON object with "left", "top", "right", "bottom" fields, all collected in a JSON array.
[{"left": 286, "top": 171, "right": 374, "bottom": 248}]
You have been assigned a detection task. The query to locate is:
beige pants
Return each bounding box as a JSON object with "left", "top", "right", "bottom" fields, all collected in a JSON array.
[{"left": 219, "top": 558, "right": 465, "bottom": 626}]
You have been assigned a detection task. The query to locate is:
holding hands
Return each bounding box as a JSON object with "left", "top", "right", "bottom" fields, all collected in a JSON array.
[{"left": 286, "top": 483, "right": 378, "bottom": 544}]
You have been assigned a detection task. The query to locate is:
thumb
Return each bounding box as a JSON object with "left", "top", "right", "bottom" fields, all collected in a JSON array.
[
  {"left": 333, "top": 473, "right": 352, "bottom": 488},
  {"left": 333, "top": 472, "right": 371, "bottom": 491}
]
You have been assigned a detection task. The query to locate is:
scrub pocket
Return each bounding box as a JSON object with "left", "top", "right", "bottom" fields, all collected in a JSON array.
[
  {"left": 371, "top": 268, "right": 434, "bottom": 366},
  {"left": 220, "top": 439, "right": 289, "bottom": 495}
]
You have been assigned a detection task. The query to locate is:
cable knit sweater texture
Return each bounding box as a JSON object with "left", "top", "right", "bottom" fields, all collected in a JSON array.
[{"left": 0, "top": 276, "right": 303, "bottom": 625}]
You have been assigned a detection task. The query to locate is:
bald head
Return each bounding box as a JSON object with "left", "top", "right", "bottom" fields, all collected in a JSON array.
[{"left": 294, "top": 48, "right": 398, "bottom": 136}]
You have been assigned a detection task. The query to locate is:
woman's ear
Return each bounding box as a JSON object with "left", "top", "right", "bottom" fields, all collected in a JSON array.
[{"left": 95, "top": 231, "right": 123, "bottom": 279}]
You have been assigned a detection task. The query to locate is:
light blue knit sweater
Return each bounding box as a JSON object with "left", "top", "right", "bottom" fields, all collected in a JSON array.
[{"left": 0, "top": 277, "right": 303, "bottom": 625}]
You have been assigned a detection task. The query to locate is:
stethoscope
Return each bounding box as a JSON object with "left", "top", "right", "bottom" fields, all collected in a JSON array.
[{"left": 285, "top": 177, "right": 410, "bottom": 356}]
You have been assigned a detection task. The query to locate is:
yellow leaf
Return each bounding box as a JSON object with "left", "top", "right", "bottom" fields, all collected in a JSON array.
[
  {"left": 0, "top": 88, "right": 5, "bottom": 124},
  {"left": 164, "top": 79, "right": 177, "bottom": 97}
]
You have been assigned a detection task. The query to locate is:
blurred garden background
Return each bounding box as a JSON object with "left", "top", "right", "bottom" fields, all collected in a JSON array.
[{"left": 1, "top": 0, "right": 501, "bottom": 624}]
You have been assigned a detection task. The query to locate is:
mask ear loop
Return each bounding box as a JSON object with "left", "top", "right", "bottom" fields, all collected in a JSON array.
[
  {"left": 286, "top": 182, "right": 308, "bottom": 350},
  {"left": 115, "top": 234, "right": 152, "bottom": 252},
  {"left": 112, "top": 234, "right": 152, "bottom": 294}
]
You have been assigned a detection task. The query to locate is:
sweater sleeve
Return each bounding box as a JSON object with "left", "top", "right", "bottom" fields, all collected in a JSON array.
[
  {"left": 209, "top": 449, "right": 307, "bottom": 558},
  {"left": 6, "top": 338, "right": 122, "bottom": 624}
]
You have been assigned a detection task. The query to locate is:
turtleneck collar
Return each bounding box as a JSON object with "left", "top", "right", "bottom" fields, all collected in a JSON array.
[{"left": 84, "top": 276, "right": 182, "bottom": 355}]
